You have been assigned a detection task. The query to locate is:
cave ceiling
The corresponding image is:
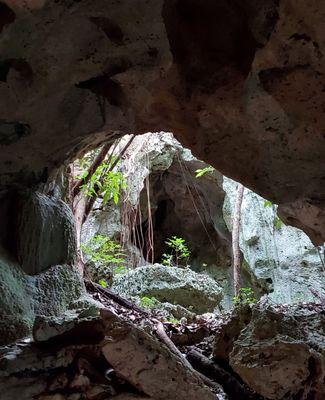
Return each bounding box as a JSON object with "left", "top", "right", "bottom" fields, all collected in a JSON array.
[{"left": 0, "top": 0, "right": 324, "bottom": 243}]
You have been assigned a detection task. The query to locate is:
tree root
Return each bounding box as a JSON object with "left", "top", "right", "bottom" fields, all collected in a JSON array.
[
  {"left": 154, "top": 321, "right": 225, "bottom": 398},
  {"left": 186, "top": 348, "right": 263, "bottom": 400}
]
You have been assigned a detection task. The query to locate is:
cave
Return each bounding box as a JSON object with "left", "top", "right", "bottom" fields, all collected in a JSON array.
[
  {"left": 134, "top": 166, "right": 231, "bottom": 270},
  {"left": 0, "top": 1, "right": 324, "bottom": 399}
]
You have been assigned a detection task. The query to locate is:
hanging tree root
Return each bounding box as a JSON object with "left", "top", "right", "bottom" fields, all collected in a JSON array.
[{"left": 186, "top": 348, "right": 262, "bottom": 400}]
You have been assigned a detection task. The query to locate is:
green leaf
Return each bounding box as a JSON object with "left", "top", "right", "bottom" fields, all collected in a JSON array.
[
  {"left": 273, "top": 216, "right": 283, "bottom": 230},
  {"left": 99, "top": 279, "right": 108, "bottom": 288},
  {"left": 263, "top": 200, "right": 273, "bottom": 208},
  {"left": 195, "top": 166, "right": 214, "bottom": 178},
  {"left": 232, "top": 287, "right": 256, "bottom": 306}
]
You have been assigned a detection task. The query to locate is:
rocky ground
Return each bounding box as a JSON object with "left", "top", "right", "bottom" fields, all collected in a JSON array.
[{"left": 1, "top": 281, "right": 324, "bottom": 400}]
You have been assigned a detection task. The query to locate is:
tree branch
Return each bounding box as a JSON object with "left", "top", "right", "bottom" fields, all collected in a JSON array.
[{"left": 83, "top": 134, "right": 136, "bottom": 221}]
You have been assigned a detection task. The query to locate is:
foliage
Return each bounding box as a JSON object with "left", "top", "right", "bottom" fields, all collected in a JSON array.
[
  {"left": 162, "top": 236, "right": 191, "bottom": 267},
  {"left": 82, "top": 235, "right": 127, "bottom": 282},
  {"left": 273, "top": 216, "right": 283, "bottom": 230},
  {"left": 233, "top": 287, "right": 256, "bottom": 306},
  {"left": 140, "top": 296, "right": 158, "bottom": 309},
  {"left": 161, "top": 253, "right": 173, "bottom": 267},
  {"left": 263, "top": 200, "right": 273, "bottom": 208},
  {"left": 195, "top": 166, "right": 214, "bottom": 178},
  {"left": 99, "top": 279, "right": 108, "bottom": 288},
  {"left": 80, "top": 158, "right": 126, "bottom": 205},
  {"left": 76, "top": 149, "right": 100, "bottom": 171}
]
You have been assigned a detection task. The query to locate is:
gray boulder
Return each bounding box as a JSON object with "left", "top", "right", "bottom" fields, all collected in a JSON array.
[
  {"left": 112, "top": 264, "right": 223, "bottom": 314},
  {"left": 15, "top": 191, "right": 76, "bottom": 275},
  {"left": 0, "top": 247, "right": 98, "bottom": 345},
  {"left": 229, "top": 302, "right": 325, "bottom": 399}
]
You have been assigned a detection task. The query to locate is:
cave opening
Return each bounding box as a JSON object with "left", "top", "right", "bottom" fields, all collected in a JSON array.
[{"left": 0, "top": 1, "right": 324, "bottom": 397}]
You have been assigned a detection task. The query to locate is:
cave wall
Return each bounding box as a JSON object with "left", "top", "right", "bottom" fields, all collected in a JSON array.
[
  {"left": 0, "top": 183, "right": 98, "bottom": 345},
  {"left": 223, "top": 177, "right": 325, "bottom": 304},
  {"left": 0, "top": 0, "right": 323, "bottom": 243}
]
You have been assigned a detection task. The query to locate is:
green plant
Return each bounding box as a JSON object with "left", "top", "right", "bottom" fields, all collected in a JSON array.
[
  {"left": 161, "top": 253, "right": 173, "bottom": 267},
  {"left": 195, "top": 166, "right": 214, "bottom": 178},
  {"left": 263, "top": 200, "right": 273, "bottom": 207},
  {"left": 82, "top": 235, "right": 127, "bottom": 283},
  {"left": 233, "top": 287, "right": 256, "bottom": 306},
  {"left": 140, "top": 296, "right": 158, "bottom": 309},
  {"left": 80, "top": 159, "right": 126, "bottom": 205},
  {"left": 162, "top": 236, "right": 191, "bottom": 267},
  {"left": 273, "top": 216, "right": 283, "bottom": 230},
  {"left": 98, "top": 279, "right": 108, "bottom": 288}
]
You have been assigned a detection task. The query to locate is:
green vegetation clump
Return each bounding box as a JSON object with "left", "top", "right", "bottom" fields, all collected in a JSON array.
[
  {"left": 273, "top": 216, "right": 283, "bottom": 230},
  {"left": 162, "top": 236, "right": 191, "bottom": 267},
  {"left": 233, "top": 287, "right": 256, "bottom": 306},
  {"left": 195, "top": 166, "right": 214, "bottom": 178},
  {"left": 140, "top": 296, "right": 158, "bottom": 309},
  {"left": 79, "top": 158, "right": 126, "bottom": 205}
]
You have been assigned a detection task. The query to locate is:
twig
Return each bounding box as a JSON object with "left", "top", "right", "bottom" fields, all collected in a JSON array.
[{"left": 86, "top": 280, "right": 224, "bottom": 397}]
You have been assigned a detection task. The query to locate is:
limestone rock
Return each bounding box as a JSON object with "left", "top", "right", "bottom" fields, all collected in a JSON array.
[
  {"left": 112, "top": 264, "right": 223, "bottom": 314},
  {"left": 0, "top": 246, "right": 95, "bottom": 345},
  {"left": 0, "top": 1, "right": 324, "bottom": 242},
  {"left": 15, "top": 191, "right": 76, "bottom": 275},
  {"left": 101, "top": 309, "right": 215, "bottom": 400},
  {"left": 229, "top": 303, "right": 325, "bottom": 399},
  {"left": 32, "top": 313, "right": 102, "bottom": 342},
  {"left": 223, "top": 177, "right": 325, "bottom": 304},
  {"left": 213, "top": 304, "right": 252, "bottom": 362},
  {"left": 155, "top": 301, "right": 196, "bottom": 321},
  {"left": 0, "top": 308, "right": 216, "bottom": 400}
]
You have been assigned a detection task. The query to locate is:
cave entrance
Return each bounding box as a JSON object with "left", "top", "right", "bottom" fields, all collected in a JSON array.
[{"left": 128, "top": 155, "right": 232, "bottom": 274}]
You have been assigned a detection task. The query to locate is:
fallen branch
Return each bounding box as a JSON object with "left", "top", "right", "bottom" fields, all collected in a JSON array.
[
  {"left": 86, "top": 280, "right": 225, "bottom": 397},
  {"left": 186, "top": 348, "right": 262, "bottom": 400},
  {"left": 85, "top": 279, "right": 150, "bottom": 316},
  {"left": 154, "top": 321, "right": 224, "bottom": 398}
]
